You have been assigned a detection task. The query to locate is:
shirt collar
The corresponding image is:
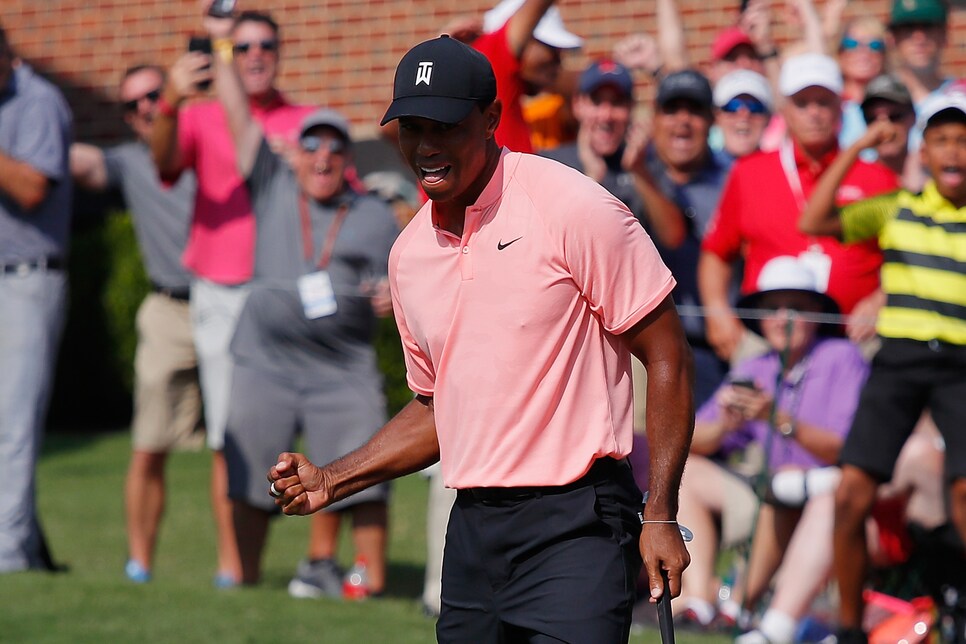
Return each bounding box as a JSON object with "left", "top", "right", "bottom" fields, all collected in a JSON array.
[
  {"left": 430, "top": 147, "right": 517, "bottom": 232},
  {"left": 249, "top": 90, "right": 286, "bottom": 115}
]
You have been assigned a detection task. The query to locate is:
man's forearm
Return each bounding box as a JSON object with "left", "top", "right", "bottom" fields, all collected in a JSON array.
[
  {"left": 324, "top": 395, "right": 441, "bottom": 504},
  {"left": 697, "top": 251, "right": 734, "bottom": 313},
  {"left": 212, "top": 39, "right": 262, "bottom": 178},
  {"left": 641, "top": 348, "right": 694, "bottom": 520},
  {"left": 631, "top": 167, "right": 686, "bottom": 249},
  {"left": 0, "top": 151, "right": 49, "bottom": 211},
  {"left": 151, "top": 102, "right": 183, "bottom": 177},
  {"left": 799, "top": 139, "right": 863, "bottom": 238}
]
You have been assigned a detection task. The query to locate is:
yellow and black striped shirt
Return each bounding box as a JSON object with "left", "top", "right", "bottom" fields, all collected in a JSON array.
[{"left": 841, "top": 181, "right": 966, "bottom": 345}]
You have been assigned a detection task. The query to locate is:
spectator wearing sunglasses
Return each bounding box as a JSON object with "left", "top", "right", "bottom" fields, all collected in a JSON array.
[
  {"left": 203, "top": 8, "right": 399, "bottom": 596},
  {"left": 837, "top": 17, "right": 888, "bottom": 155},
  {"left": 70, "top": 64, "right": 200, "bottom": 584},
  {"left": 700, "top": 54, "right": 899, "bottom": 365},
  {"left": 712, "top": 69, "right": 773, "bottom": 165},
  {"left": 149, "top": 6, "right": 314, "bottom": 588}
]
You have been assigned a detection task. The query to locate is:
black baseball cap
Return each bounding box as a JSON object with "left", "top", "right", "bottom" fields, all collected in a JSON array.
[
  {"left": 656, "top": 70, "right": 713, "bottom": 108},
  {"left": 860, "top": 74, "right": 913, "bottom": 112},
  {"left": 380, "top": 35, "right": 497, "bottom": 126}
]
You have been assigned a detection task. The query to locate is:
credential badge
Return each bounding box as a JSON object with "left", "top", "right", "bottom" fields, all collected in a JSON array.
[{"left": 416, "top": 61, "right": 433, "bottom": 86}]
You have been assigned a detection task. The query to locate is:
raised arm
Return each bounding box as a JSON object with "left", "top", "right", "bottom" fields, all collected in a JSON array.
[
  {"left": 70, "top": 143, "right": 109, "bottom": 192},
  {"left": 205, "top": 11, "right": 264, "bottom": 178},
  {"left": 656, "top": 0, "right": 690, "bottom": 73},
  {"left": 622, "top": 123, "right": 686, "bottom": 249},
  {"left": 698, "top": 250, "right": 744, "bottom": 361},
  {"left": 268, "top": 395, "right": 440, "bottom": 516},
  {"left": 800, "top": 119, "right": 897, "bottom": 239},
  {"left": 504, "top": 0, "right": 557, "bottom": 58},
  {"left": 621, "top": 294, "right": 694, "bottom": 600},
  {"left": 151, "top": 52, "right": 211, "bottom": 177}
]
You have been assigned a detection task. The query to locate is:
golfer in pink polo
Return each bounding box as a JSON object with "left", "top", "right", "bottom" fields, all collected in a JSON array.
[{"left": 269, "top": 35, "right": 694, "bottom": 643}]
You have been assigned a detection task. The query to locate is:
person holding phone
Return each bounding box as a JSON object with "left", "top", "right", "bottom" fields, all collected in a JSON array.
[
  {"left": 675, "top": 255, "right": 868, "bottom": 639},
  {"left": 149, "top": 5, "right": 313, "bottom": 588}
]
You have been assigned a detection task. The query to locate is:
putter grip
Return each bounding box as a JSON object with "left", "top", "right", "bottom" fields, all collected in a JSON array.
[{"left": 657, "top": 568, "right": 675, "bottom": 644}]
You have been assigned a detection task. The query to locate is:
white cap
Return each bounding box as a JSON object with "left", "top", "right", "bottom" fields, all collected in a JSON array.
[
  {"left": 713, "top": 69, "right": 773, "bottom": 111},
  {"left": 483, "top": 0, "right": 583, "bottom": 50},
  {"left": 779, "top": 53, "right": 843, "bottom": 97},
  {"left": 755, "top": 256, "right": 825, "bottom": 294},
  {"left": 916, "top": 90, "right": 966, "bottom": 133}
]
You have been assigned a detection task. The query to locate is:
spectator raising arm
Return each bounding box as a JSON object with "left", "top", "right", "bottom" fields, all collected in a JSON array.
[
  {"left": 622, "top": 123, "right": 687, "bottom": 249},
  {"left": 150, "top": 52, "right": 211, "bottom": 177},
  {"left": 698, "top": 251, "right": 745, "bottom": 361},
  {"left": 503, "top": 0, "right": 558, "bottom": 59},
  {"left": 204, "top": 10, "right": 263, "bottom": 178},
  {"left": 799, "top": 119, "right": 899, "bottom": 239}
]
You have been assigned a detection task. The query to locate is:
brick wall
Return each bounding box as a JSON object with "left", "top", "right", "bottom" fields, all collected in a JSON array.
[{"left": 3, "top": 0, "right": 966, "bottom": 143}]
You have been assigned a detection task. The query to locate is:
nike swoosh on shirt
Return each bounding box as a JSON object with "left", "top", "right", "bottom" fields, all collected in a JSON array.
[{"left": 497, "top": 237, "right": 523, "bottom": 250}]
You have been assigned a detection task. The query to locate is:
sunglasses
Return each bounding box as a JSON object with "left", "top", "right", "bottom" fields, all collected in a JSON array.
[
  {"left": 300, "top": 135, "right": 347, "bottom": 154},
  {"left": 720, "top": 97, "right": 767, "bottom": 114},
  {"left": 863, "top": 109, "right": 912, "bottom": 125},
  {"left": 122, "top": 89, "right": 161, "bottom": 112},
  {"left": 841, "top": 37, "right": 886, "bottom": 53},
  {"left": 233, "top": 39, "right": 278, "bottom": 55}
]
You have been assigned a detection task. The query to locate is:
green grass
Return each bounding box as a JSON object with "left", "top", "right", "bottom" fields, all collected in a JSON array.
[{"left": 1, "top": 431, "right": 729, "bottom": 643}]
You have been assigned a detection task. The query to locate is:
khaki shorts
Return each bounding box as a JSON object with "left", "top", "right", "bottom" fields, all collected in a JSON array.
[
  {"left": 132, "top": 293, "right": 202, "bottom": 452},
  {"left": 718, "top": 464, "right": 759, "bottom": 547}
]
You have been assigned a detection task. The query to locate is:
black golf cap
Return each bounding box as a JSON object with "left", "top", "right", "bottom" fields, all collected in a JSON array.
[{"left": 380, "top": 35, "right": 497, "bottom": 126}]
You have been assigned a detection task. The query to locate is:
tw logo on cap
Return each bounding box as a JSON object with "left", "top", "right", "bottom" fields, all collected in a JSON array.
[{"left": 415, "top": 62, "right": 433, "bottom": 86}]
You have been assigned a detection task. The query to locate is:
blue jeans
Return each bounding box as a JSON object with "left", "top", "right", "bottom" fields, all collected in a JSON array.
[{"left": 0, "top": 269, "right": 67, "bottom": 572}]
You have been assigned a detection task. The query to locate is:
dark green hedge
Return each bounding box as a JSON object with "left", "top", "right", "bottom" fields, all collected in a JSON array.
[{"left": 50, "top": 210, "right": 412, "bottom": 430}]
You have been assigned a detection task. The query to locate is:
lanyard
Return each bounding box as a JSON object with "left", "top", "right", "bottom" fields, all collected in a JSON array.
[
  {"left": 779, "top": 137, "right": 808, "bottom": 213},
  {"left": 298, "top": 194, "right": 350, "bottom": 271}
]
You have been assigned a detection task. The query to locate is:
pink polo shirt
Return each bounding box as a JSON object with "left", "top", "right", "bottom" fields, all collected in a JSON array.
[
  {"left": 389, "top": 150, "right": 676, "bottom": 488},
  {"left": 175, "top": 95, "right": 313, "bottom": 284}
]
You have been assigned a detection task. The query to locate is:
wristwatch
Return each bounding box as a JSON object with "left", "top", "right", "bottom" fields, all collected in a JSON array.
[{"left": 778, "top": 419, "right": 797, "bottom": 439}]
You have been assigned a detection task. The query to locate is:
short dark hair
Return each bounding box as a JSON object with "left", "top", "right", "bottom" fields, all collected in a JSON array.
[
  {"left": 122, "top": 64, "right": 165, "bottom": 84},
  {"left": 232, "top": 11, "right": 280, "bottom": 38}
]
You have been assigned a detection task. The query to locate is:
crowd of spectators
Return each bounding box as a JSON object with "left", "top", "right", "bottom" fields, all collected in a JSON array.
[{"left": 1, "top": 0, "right": 964, "bottom": 642}]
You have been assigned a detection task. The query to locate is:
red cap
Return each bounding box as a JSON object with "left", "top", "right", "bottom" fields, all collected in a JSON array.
[{"left": 711, "top": 26, "right": 755, "bottom": 62}]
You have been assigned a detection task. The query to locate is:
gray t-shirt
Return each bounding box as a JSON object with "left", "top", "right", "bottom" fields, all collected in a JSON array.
[
  {"left": 104, "top": 141, "right": 194, "bottom": 289},
  {"left": 0, "top": 64, "right": 73, "bottom": 261},
  {"left": 231, "top": 140, "right": 400, "bottom": 380}
]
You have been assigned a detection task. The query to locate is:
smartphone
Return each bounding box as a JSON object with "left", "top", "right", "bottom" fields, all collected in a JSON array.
[
  {"left": 208, "top": 0, "right": 237, "bottom": 18},
  {"left": 188, "top": 36, "right": 213, "bottom": 91},
  {"left": 728, "top": 376, "right": 759, "bottom": 391}
]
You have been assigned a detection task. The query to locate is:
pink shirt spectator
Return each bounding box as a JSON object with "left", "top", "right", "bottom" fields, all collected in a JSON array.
[
  {"left": 388, "top": 150, "right": 675, "bottom": 489},
  {"left": 174, "top": 95, "right": 313, "bottom": 284}
]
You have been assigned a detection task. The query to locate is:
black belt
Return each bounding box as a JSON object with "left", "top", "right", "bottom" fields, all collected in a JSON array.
[
  {"left": 458, "top": 457, "right": 629, "bottom": 504},
  {"left": 1, "top": 257, "right": 64, "bottom": 274},
  {"left": 152, "top": 284, "right": 191, "bottom": 301}
]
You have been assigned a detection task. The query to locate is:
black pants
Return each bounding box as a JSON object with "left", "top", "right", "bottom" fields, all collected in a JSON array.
[{"left": 437, "top": 459, "right": 643, "bottom": 644}]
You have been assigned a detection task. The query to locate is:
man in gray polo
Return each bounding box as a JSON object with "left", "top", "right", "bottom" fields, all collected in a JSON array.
[
  {"left": 203, "top": 10, "right": 399, "bottom": 593},
  {"left": 71, "top": 64, "right": 200, "bottom": 584},
  {"left": 0, "top": 24, "right": 73, "bottom": 574}
]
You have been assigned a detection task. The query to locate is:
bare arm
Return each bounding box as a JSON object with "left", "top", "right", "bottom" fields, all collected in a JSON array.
[
  {"left": 206, "top": 14, "right": 263, "bottom": 178},
  {"left": 622, "top": 123, "right": 686, "bottom": 249},
  {"left": 622, "top": 294, "right": 693, "bottom": 600},
  {"left": 800, "top": 119, "right": 897, "bottom": 239},
  {"left": 151, "top": 52, "right": 211, "bottom": 177},
  {"left": 0, "top": 151, "right": 50, "bottom": 211},
  {"left": 697, "top": 250, "right": 744, "bottom": 361},
  {"left": 656, "top": 0, "right": 690, "bottom": 72},
  {"left": 269, "top": 395, "right": 440, "bottom": 515},
  {"left": 70, "top": 143, "right": 109, "bottom": 192},
  {"left": 505, "top": 0, "right": 556, "bottom": 58}
]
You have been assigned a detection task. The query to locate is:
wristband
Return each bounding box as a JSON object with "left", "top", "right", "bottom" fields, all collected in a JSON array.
[
  {"left": 213, "top": 37, "right": 234, "bottom": 64},
  {"left": 157, "top": 95, "right": 179, "bottom": 118}
]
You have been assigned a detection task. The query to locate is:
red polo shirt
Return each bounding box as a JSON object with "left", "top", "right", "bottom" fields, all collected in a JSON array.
[
  {"left": 702, "top": 141, "right": 898, "bottom": 313},
  {"left": 472, "top": 24, "right": 535, "bottom": 154}
]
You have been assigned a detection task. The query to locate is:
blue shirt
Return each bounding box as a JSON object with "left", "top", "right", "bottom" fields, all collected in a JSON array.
[{"left": 0, "top": 64, "right": 73, "bottom": 261}]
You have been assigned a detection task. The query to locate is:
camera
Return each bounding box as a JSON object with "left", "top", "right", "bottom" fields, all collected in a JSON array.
[
  {"left": 208, "top": 0, "right": 237, "bottom": 18},
  {"left": 188, "top": 36, "right": 213, "bottom": 91}
]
